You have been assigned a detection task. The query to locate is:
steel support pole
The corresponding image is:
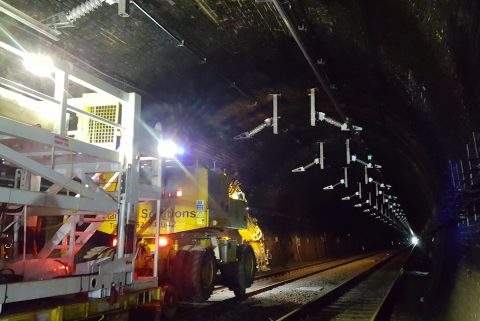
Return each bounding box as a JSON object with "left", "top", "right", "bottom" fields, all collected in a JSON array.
[
  {"left": 272, "top": 94, "right": 279, "bottom": 134},
  {"left": 22, "top": 206, "right": 27, "bottom": 262},
  {"left": 54, "top": 70, "right": 68, "bottom": 136},
  {"left": 449, "top": 160, "right": 456, "bottom": 188},
  {"left": 153, "top": 158, "right": 162, "bottom": 278},
  {"left": 343, "top": 167, "right": 348, "bottom": 188},
  {"left": 117, "top": 191, "right": 126, "bottom": 259},
  {"left": 466, "top": 144, "right": 473, "bottom": 186},
  {"left": 346, "top": 139, "right": 350, "bottom": 164},
  {"left": 473, "top": 132, "right": 479, "bottom": 159},
  {"left": 319, "top": 142, "right": 324, "bottom": 169},
  {"left": 309, "top": 88, "right": 316, "bottom": 126},
  {"left": 460, "top": 161, "right": 466, "bottom": 189}
]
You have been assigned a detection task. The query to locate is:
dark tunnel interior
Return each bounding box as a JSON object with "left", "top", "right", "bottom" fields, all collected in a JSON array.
[{"left": 1, "top": 0, "right": 480, "bottom": 320}]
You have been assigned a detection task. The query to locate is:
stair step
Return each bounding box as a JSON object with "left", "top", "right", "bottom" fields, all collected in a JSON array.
[
  {"left": 75, "top": 231, "right": 93, "bottom": 236},
  {"left": 80, "top": 218, "right": 106, "bottom": 223}
]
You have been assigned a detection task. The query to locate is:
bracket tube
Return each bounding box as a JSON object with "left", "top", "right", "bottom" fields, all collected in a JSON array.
[
  {"left": 319, "top": 142, "right": 324, "bottom": 169},
  {"left": 324, "top": 117, "right": 343, "bottom": 129},
  {"left": 466, "top": 143, "right": 474, "bottom": 186},
  {"left": 474, "top": 132, "right": 479, "bottom": 159},
  {"left": 310, "top": 88, "right": 316, "bottom": 126},
  {"left": 344, "top": 167, "right": 348, "bottom": 188},
  {"left": 346, "top": 139, "right": 350, "bottom": 165},
  {"left": 272, "top": 94, "right": 279, "bottom": 134}
]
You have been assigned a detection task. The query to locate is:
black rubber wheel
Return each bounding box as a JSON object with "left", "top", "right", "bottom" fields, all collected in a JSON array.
[
  {"left": 233, "top": 287, "right": 246, "bottom": 297},
  {"left": 239, "top": 244, "right": 256, "bottom": 287},
  {"left": 161, "top": 285, "right": 177, "bottom": 318},
  {"left": 170, "top": 250, "right": 188, "bottom": 299},
  {"left": 183, "top": 247, "right": 217, "bottom": 302},
  {"left": 224, "top": 244, "right": 256, "bottom": 297}
]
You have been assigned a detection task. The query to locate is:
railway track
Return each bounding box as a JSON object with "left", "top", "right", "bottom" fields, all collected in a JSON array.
[
  {"left": 180, "top": 252, "right": 381, "bottom": 307},
  {"left": 275, "top": 249, "right": 411, "bottom": 321},
  {"left": 209, "top": 252, "right": 384, "bottom": 303},
  {"left": 171, "top": 250, "right": 407, "bottom": 321}
]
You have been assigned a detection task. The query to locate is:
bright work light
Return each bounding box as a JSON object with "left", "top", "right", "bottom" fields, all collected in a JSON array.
[
  {"left": 157, "top": 140, "right": 182, "bottom": 158},
  {"left": 411, "top": 236, "right": 419, "bottom": 246},
  {"left": 23, "top": 53, "right": 55, "bottom": 77}
]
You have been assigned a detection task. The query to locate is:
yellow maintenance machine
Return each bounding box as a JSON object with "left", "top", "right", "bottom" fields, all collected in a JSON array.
[
  {"left": 0, "top": 35, "right": 271, "bottom": 320},
  {"left": 230, "top": 180, "right": 271, "bottom": 272},
  {"left": 94, "top": 165, "right": 269, "bottom": 302}
]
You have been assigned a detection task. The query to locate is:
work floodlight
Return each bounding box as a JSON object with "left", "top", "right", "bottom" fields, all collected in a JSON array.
[
  {"left": 158, "top": 140, "right": 182, "bottom": 158},
  {"left": 411, "top": 235, "right": 419, "bottom": 246},
  {"left": 23, "top": 53, "right": 55, "bottom": 77}
]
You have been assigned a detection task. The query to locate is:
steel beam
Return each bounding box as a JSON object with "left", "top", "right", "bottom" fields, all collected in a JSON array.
[
  {"left": 0, "top": 116, "right": 120, "bottom": 163},
  {"left": 0, "top": 143, "right": 102, "bottom": 200},
  {"left": 0, "top": 0, "right": 61, "bottom": 41},
  {"left": 0, "top": 187, "right": 117, "bottom": 212}
]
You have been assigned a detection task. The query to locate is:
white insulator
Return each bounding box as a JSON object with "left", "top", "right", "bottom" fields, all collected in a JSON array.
[
  {"left": 324, "top": 117, "right": 343, "bottom": 129},
  {"left": 66, "top": 0, "right": 106, "bottom": 22}
]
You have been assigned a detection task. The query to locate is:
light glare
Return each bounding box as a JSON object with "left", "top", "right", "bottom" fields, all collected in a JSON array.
[
  {"left": 157, "top": 140, "right": 182, "bottom": 158},
  {"left": 23, "top": 53, "right": 55, "bottom": 77},
  {"left": 411, "top": 236, "right": 419, "bottom": 246},
  {"left": 159, "top": 237, "right": 169, "bottom": 247}
]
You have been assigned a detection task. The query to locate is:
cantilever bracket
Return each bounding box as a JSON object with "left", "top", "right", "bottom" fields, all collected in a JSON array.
[
  {"left": 323, "top": 179, "right": 344, "bottom": 190},
  {"left": 292, "top": 158, "right": 319, "bottom": 172},
  {"left": 234, "top": 118, "right": 274, "bottom": 140},
  {"left": 314, "top": 111, "right": 363, "bottom": 133},
  {"left": 292, "top": 142, "right": 325, "bottom": 172},
  {"left": 351, "top": 155, "right": 382, "bottom": 169},
  {"left": 234, "top": 93, "right": 281, "bottom": 140}
]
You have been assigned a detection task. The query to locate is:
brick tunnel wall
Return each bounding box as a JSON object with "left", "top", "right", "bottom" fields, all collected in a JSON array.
[{"left": 260, "top": 228, "right": 396, "bottom": 268}]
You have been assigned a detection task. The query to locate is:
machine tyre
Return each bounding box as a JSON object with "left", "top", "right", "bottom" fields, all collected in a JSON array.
[
  {"left": 225, "top": 244, "right": 256, "bottom": 297},
  {"left": 161, "top": 285, "right": 177, "bottom": 318},
  {"left": 183, "top": 247, "right": 216, "bottom": 302},
  {"left": 239, "top": 244, "right": 256, "bottom": 287},
  {"left": 170, "top": 250, "right": 187, "bottom": 299}
]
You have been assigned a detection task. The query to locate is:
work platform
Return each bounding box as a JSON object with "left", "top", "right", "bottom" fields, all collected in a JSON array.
[{"left": 0, "top": 32, "right": 166, "bottom": 318}]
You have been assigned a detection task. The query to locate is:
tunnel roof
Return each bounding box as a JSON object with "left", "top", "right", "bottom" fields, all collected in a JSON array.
[{"left": 2, "top": 0, "right": 476, "bottom": 235}]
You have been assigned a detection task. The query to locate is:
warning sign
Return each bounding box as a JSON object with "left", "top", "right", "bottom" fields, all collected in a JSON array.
[{"left": 196, "top": 200, "right": 205, "bottom": 211}]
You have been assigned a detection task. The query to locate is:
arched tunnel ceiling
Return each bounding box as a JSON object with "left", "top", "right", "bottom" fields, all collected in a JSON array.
[{"left": 2, "top": 0, "right": 479, "bottom": 234}]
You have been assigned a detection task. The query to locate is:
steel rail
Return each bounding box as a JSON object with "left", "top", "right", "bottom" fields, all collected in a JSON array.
[
  {"left": 178, "top": 251, "right": 392, "bottom": 319},
  {"left": 210, "top": 253, "right": 373, "bottom": 294},
  {"left": 275, "top": 248, "right": 410, "bottom": 321}
]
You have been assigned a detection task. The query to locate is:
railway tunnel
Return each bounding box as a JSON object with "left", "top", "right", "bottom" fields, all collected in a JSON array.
[{"left": 0, "top": 1, "right": 478, "bottom": 320}]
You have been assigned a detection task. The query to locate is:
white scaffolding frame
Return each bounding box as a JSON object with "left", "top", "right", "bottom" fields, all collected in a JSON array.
[{"left": 0, "top": 39, "right": 162, "bottom": 310}]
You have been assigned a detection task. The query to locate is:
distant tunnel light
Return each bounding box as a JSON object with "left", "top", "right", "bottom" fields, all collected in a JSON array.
[
  {"left": 176, "top": 189, "right": 183, "bottom": 197},
  {"left": 23, "top": 53, "right": 55, "bottom": 77},
  {"left": 411, "top": 236, "right": 419, "bottom": 246}
]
